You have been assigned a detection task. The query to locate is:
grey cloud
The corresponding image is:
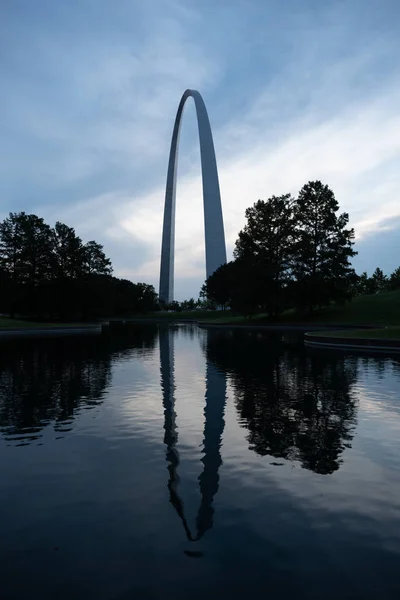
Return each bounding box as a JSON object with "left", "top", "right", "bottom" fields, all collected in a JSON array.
[{"left": 353, "top": 219, "right": 400, "bottom": 275}]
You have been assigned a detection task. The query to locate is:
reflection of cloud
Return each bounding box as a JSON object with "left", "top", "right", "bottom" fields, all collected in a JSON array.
[
  {"left": 357, "top": 394, "right": 400, "bottom": 425},
  {"left": 352, "top": 363, "right": 400, "bottom": 428},
  {"left": 0, "top": 328, "right": 159, "bottom": 446}
]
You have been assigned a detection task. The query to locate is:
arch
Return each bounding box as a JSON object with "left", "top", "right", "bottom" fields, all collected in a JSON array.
[{"left": 159, "top": 89, "right": 227, "bottom": 304}]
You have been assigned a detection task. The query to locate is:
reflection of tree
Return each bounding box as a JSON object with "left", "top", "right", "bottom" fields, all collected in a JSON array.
[
  {"left": 159, "top": 326, "right": 226, "bottom": 541},
  {"left": 206, "top": 330, "right": 358, "bottom": 475},
  {"left": 0, "top": 325, "right": 157, "bottom": 445},
  {"left": 359, "top": 354, "right": 400, "bottom": 381}
]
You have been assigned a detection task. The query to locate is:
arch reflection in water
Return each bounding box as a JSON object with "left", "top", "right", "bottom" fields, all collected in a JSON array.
[{"left": 159, "top": 327, "right": 226, "bottom": 541}]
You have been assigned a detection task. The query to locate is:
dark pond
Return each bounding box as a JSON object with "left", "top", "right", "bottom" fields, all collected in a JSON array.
[{"left": 1, "top": 324, "right": 400, "bottom": 599}]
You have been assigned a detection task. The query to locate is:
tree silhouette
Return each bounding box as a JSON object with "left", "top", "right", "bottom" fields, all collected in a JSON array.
[{"left": 0, "top": 212, "right": 158, "bottom": 320}]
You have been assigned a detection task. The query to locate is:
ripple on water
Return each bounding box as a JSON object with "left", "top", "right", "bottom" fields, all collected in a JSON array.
[{"left": 0, "top": 327, "right": 400, "bottom": 599}]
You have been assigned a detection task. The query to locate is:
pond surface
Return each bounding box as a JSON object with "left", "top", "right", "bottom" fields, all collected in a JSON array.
[{"left": 1, "top": 324, "right": 400, "bottom": 599}]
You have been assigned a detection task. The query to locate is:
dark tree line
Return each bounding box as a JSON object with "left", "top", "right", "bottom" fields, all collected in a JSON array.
[
  {"left": 0, "top": 212, "right": 158, "bottom": 320},
  {"left": 350, "top": 266, "right": 400, "bottom": 295},
  {"left": 203, "top": 181, "right": 357, "bottom": 316},
  {"left": 203, "top": 180, "right": 400, "bottom": 317}
]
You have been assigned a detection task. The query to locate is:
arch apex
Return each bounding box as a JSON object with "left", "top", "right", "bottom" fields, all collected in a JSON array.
[{"left": 159, "top": 89, "right": 227, "bottom": 304}]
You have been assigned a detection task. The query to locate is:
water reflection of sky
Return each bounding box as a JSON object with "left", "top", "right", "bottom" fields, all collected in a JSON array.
[
  {"left": 103, "top": 328, "right": 400, "bottom": 549},
  {"left": 1, "top": 326, "right": 400, "bottom": 599}
]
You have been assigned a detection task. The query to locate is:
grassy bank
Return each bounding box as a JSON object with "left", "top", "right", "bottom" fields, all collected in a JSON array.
[
  {"left": 121, "top": 310, "right": 223, "bottom": 321},
  {"left": 0, "top": 317, "right": 96, "bottom": 330},
  {"left": 304, "top": 290, "right": 400, "bottom": 326},
  {"left": 307, "top": 327, "right": 400, "bottom": 340},
  {"left": 2, "top": 289, "right": 398, "bottom": 330},
  {"left": 203, "top": 290, "right": 400, "bottom": 327}
]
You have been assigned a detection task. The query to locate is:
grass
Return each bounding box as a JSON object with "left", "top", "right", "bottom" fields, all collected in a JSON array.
[
  {"left": 307, "top": 327, "right": 400, "bottom": 340},
  {"left": 0, "top": 317, "right": 96, "bottom": 330},
  {"left": 2, "top": 289, "right": 399, "bottom": 330},
  {"left": 306, "top": 290, "right": 400, "bottom": 326},
  {"left": 0, "top": 310, "right": 224, "bottom": 329},
  {"left": 203, "top": 290, "right": 400, "bottom": 327},
  {"left": 127, "top": 310, "right": 224, "bottom": 321}
]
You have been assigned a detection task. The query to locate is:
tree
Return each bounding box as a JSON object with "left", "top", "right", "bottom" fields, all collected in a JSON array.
[
  {"left": 203, "top": 259, "right": 270, "bottom": 316},
  {"left": 234, "top": 195, "right": 296, "bottom": 316},
  {"left": 51, "top": 221, "right": 84, "bottom": 279},
  {"left": 370, "top": 267, "right": 388, "bottom": 293},
  {"left": 352, "top": 271, "right": 383, "bottom": 296},
  {"left": 19, "top": 214, "right": 53, "bottom": 287},
  {"left": 0, "top": 213, "right": 23, "bottom": 279},
  {"left": 230, "top": 259, "right": 269, "bottom": 316},
  {"left": 180, "top": 298, "right": 197, "bottom": 311},
  {"left": 82, "top": 240, "right": 112, "bottom": 276},
  {"left": 389, "top": 266, "right": 400, "bottom": 291},
  {"left": 0, "top": 211, "right": 157, "bottom": 321},
  {"left": 203, "top": 262, "right": 236, "bottom": 309},
  {"left": 292, "top": 181, "right": 357, "bottom": 312},
  {"left": 0, "top": 212, "right": 53, "bottom": 315},
  {"left": 0, "top": 212, "right": 52, "bottom": 284},
  {"left": 135, "top": 282, "right": 158, "bottom": 313},
  {"left": 353, "top": 271, "right": 369, "bottom": 296},
  {"left": 199, "top": 284, "right": 217, "bottom": 310},
  {"left": 0, "top": 214, "right": 24, "bottom": 316},
  {"left": 166, "top": 301, "right": 182, "bottom": 312}
]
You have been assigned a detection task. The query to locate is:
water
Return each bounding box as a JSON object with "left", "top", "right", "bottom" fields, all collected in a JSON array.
[{"left": 1, "top": 324, "right": 400, "bottom": 599}]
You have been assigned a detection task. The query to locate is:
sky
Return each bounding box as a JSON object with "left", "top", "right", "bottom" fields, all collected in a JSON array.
[{"left": 1, "top": 0, "right": 400, "bottom": 299}]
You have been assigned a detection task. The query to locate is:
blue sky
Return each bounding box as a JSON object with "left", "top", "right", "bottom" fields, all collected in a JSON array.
[{"left": 1, "top": 0, "right": 400, "bottom": 299}]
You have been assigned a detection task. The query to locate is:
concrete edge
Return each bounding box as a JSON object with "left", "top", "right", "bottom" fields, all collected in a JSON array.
[
  {"left": 304, "top": 332, "right": 400, "bottom": 353},
  {"left": 197, "top": 322, "right": 379, "bottom": 332}
]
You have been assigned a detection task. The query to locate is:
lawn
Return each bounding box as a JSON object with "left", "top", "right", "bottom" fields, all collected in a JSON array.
[
  {"left": 0, "top": 317, "right": 96, "bottom": 330},
  {"left": 307, "top": 290, "right": 400, "bottom": 326},
  {"left": 131, "top": 310, "right": 224, "bottom": 321},
  {"left": 307, "top": 327, "right": 400, "bottom": 340},
  {"left": 203, "top": 290, "right": 400, "bottom": 327},
  {"left": 2, "top": 289, "right": 399, "bottom": 330}
]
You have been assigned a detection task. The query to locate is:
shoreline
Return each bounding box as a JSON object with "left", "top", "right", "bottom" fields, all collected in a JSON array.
[
  {"left": 1, "top": 319, "right": 399, "bottom": 353},
  {"left": 199, "top": 321, "right": 400, "bottom": 352},
  {"left": 197, "top": 322, "right": 380, "bottom": 332},
  {"left": 0, "top": 324, "right": 102, "bottom": 337},
  {"left": 199, "top": 322, "right": 400, "bottom": 353},
  {"left": 304, "top": 331, "right": 400, "bottom": 353}
]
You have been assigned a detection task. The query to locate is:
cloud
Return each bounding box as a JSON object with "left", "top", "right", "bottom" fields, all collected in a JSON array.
[
  {"left": 0, "top": 0, "right": 220, "bottom": 197},
  {"left": 99, "top": 72, "right": 400, "bottom": 296},
  {"left": 1, "top": 0, "right": 400, "bottom": 298},
  {"left": 353, "top": 217, "right": 400, "bottom": 275}
]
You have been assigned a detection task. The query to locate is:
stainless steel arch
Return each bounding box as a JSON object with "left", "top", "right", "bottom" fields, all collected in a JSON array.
[{"left": 159, "top": 89, "right": 227, "bottom": 304}]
